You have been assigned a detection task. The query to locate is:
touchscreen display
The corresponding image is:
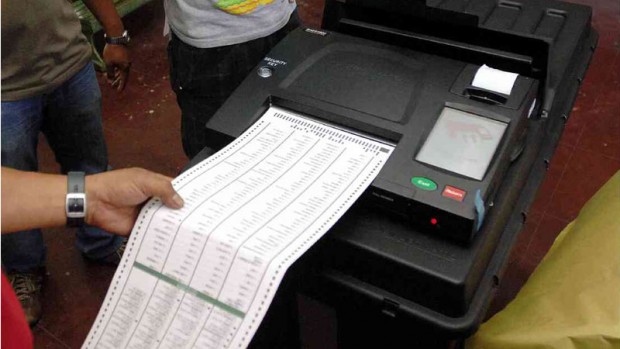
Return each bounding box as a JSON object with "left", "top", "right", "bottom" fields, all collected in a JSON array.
[{"left": 415, "top": 107, "right": 507, "bottom": 180}]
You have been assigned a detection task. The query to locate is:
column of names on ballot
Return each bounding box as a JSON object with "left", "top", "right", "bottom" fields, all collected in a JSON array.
[{"left": 83, "top": 107, "right": 394, "bottom": 349}]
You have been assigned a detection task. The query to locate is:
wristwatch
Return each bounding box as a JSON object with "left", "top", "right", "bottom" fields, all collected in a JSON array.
[
  {"left": 66, "top": 172, "right": 87, "bottom": 227},
  {"left": 104, "top": 30, "right": 131, "bottom": 45}
]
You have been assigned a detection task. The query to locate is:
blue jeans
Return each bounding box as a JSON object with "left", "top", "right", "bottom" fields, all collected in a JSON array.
[{"left": 1, "top": 63, "right": 123, "bottom": 272}]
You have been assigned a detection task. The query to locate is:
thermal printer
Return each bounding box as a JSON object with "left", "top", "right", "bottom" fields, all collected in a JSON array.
[{"left": 203, "top": 1, "right": 542, "bottom": 242}]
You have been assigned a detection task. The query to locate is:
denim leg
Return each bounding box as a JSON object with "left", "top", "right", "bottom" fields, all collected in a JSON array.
[
  {"left": 1, "top": 97, "right": 47, "bottom": 272},
  {"left": 42, "top": 63, "right": 123, "bottom": 259}
]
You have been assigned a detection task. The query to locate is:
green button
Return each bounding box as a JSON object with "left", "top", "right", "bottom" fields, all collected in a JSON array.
[{"left": 411, "top": 177, "right": 437, "bottom": 191}]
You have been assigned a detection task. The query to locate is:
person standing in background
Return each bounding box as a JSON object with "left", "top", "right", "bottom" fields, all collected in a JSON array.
[
  {"left": 1, "top": 0, "right": 131, "bottom": 325},
  {"left": 165, "top": 0, "right": 300, "bottom": 159}
]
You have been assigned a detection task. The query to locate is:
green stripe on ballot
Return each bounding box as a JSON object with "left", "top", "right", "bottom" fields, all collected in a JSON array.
[{"left": 133, "top": 262, "right": 245, "bottom": 318}]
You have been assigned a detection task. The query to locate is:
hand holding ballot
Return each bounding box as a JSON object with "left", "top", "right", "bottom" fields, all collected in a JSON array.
[
  {"left": 1, "top": 167, "right": 184, "bottom": 349},
  {"left": 85, "top": 168, "right": 185, "bottom": 235},
  {"left": 1, "top": 167, "right": 184, "bottom": 236}
]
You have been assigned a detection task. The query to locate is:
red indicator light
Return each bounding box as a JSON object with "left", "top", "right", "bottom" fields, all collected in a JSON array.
[{"left": 430, "top": 218, "right": 438, "bottom": 225}]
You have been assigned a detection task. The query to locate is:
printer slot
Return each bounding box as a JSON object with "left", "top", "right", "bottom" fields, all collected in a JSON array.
[
  {"left": 464, "top": 86, "right": 508, "bottom": 105},
  {"left": 450, "top": 64, "right": 536, "bottom": 110}
]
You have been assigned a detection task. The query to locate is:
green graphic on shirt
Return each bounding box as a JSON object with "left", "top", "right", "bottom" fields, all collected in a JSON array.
[{"left": 215, "top": 0, "right": 275, "bottom": 15}]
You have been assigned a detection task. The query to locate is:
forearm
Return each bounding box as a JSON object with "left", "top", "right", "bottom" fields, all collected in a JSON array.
[
  {"left": 82, "top": 0, "right": 124, "bottom": 37},
  {"left": 1, "top": 168, "right": 67, "bottom": 234},
  {"left": 1, "top": 167, "right": 182, "bottom": 236}
]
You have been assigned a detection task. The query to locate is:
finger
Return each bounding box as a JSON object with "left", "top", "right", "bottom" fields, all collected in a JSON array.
[
  {"left": 117, "top": 66, "right": 130, "bottom": 91},
  {"left": 155, "top": 174, "right": 175, "bottom": 182},
  {"left": 117, "top": 78, "right": 125, "bottom": 91},
  {"left": 111, "top": 70, "right": 124, "bottom": 91},
  {"left": 106, "top": 64, "right": 115, "bottom": 82},
  {"left": 111, "top": 76, "right": 122, "bottom": 88},
  {"left": 136, "top": 171, "right": 184, "bottom": 209}
]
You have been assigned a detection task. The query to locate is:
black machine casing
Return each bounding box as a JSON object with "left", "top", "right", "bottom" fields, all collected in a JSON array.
[
  {"left": 194, "top": 0, "right": 597, "bottom": 339},
  {"left": 204, "top": 28, "right": 538, "bottom": 242}
]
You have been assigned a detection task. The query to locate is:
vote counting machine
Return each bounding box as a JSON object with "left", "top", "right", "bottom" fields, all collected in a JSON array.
[{"left": 194, "top": 0, "right": 597, "bottom": 342}]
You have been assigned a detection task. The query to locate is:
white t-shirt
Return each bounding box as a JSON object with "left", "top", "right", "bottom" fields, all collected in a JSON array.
[{"left": 165, "top": 0, "right": 296, "bottom": 48}]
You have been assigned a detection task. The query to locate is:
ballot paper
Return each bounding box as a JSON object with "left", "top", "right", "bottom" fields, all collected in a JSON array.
[
  {"left": 83, "top": 106, "right": 394, "bottom": 349},
  {"left": 471, "top": 64, "right": 519, "bottom": 95}
]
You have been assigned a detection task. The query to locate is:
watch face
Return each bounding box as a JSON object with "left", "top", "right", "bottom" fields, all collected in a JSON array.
[{"left": 67, "top": 198, "right": 85, "bottom": 213}]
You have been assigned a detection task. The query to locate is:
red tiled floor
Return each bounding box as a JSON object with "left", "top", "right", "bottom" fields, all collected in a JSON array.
[
  {"left": 25, "top": 0, "right": 620, "bottom": 347},
  {"left": 297, "top": 0, "right": 325, "bottom": 27},
  {"left": 576, "top": 54, "right": 620, "bottom": 160},
  {"left": 560, "top": 97, "right": 594, "bottom": 147},
  {"left": 32, "top": 326, "right": 71, "bottom": 349},
  {"left": 577, "top": 46, "right": 619, "bottom": 94},
  {"left": 29, "top": 226, "right": 114, "bottom": 347},
  {"left": 547, "top": 148, "right": 620, "bottom": 221}
]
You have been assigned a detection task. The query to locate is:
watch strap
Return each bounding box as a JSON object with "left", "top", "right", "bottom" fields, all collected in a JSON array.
[
  {"left": 68, "top": 171, "right": 85, "bottom": 194},
  {"left": 104, "top": 30, "right": 130, "bottom": 45},
  {"left": 67, "top": 172, "right": 86, "bottom": 227}
]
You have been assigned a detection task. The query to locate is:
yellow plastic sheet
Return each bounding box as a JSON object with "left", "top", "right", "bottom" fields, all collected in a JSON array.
[{"left": 467, "top": 171, "right": 620, "bottom": 349}]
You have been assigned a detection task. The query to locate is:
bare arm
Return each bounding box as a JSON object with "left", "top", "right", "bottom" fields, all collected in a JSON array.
[
  {"left": 1, "top": 167, "right": 184, "bottom": 235},
  {"left": 82, "top": 0, "right": 125, "bottom": 37},
  {"left": 82, "top": 0, "right": 131, "bottom": 91},
  {"left": 1, "top": 168, "right": 67, "bottom": 233}
]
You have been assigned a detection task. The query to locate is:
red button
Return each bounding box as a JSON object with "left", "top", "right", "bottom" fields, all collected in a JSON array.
[{"left": 442, "top": 186, "right": 466, "bottom": 202}]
